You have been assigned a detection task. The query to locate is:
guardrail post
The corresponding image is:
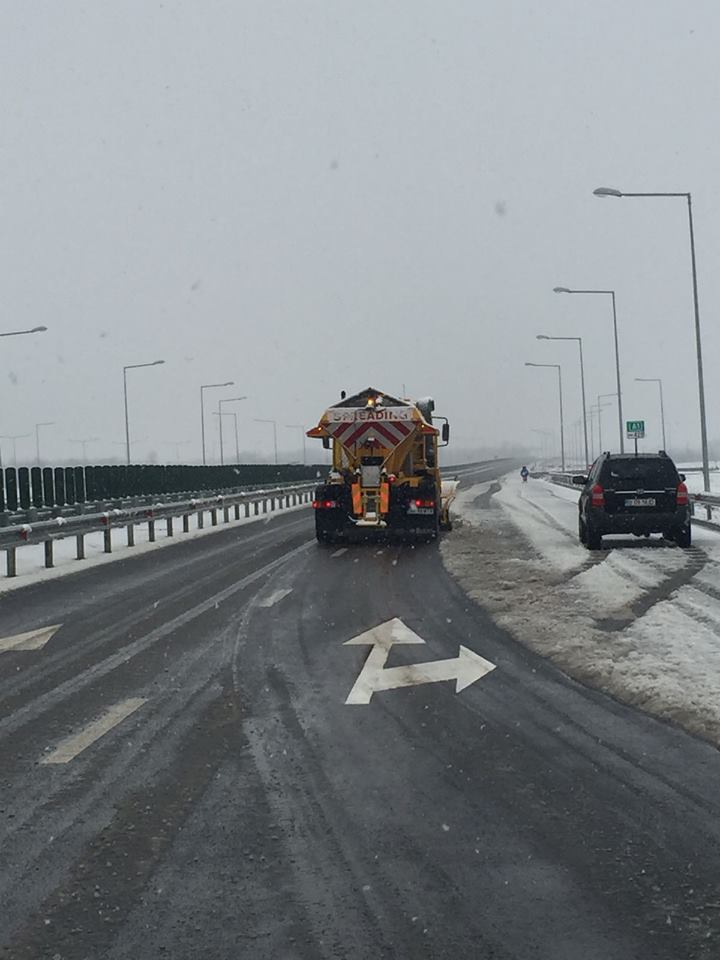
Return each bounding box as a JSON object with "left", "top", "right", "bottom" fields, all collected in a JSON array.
[
  {"left": 7, "top": 548, "right": 17, "bottom": 578},
  {"left": 127, "top": 524, "right": 135, "bottom": 547},
  {"left": 234, "top": 504, "right": 240, "bottom": 520},
  {"left": 76, "top": 534, "right": 85, "bottom": 560},
  {"left": 148, "top": 519, "right": 156, "bottom": 542},
  {"left": 166, "top": 517, "right": 173, "bottom": 537},
  {"left": 44, "top": 540, "right": 54, "bottom": 569},
  {"left": 211, "top": 508, "right": 218, "bottom": 526},
  {"left": 286, "top": 494, "right": 291, "bottom": 508},
  {"left": 253, "top": 501, "right": 259, "bottom": 516},
  {"left": 262, "top": 499, "right": 267, "bottom": 514},
  {"left": 104, "top": 528, "right": 112, "bottom": 553},
  {"left": 183, "top": 514, "right": 190, "bottom": 533},
  {"left": 197, "top": 510, "right": 204, "bottom": 529},
  {"left": 223, "top": 506, "right": 230, "bottom": 523}
]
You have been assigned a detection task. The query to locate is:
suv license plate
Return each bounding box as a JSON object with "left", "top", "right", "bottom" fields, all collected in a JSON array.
[{"left": 625, "top": 498, "right": 656, "bottom": 507}]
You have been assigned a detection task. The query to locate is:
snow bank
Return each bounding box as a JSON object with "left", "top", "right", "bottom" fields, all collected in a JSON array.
[{"left": 443, "top": 473, "right": 720, "bottom": 745}]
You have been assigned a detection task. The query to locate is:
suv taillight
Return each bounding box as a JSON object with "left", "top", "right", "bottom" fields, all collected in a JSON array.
[
  {"left": 591, "top": 483, "right": 605, "bottom": 508},
  {"left": 676, "top": 482, "right": 689, "bottom": 506}
]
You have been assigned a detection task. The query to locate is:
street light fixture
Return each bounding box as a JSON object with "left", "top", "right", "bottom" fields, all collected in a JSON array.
[
  {"left": 525, "top": 362, "right": 565, "bottom": 471},
  {"left": 0, "top": 325, "right": 48, "bottom": 338},
  {"left": 123, "top": 360, "right": 165, "bottom": 465},
  {"left": 254, "top": 419, "right": 278, "bottom": 465},
  {"left": 537, "top": 334, "right": 589, "bottom": 468},
  {"left": 635, "top": 377, "right": 667, "bottom": 451},
  {"left": 200, "top": 381, "right": 234, "bottom": 465},
  {"left": 35, "top": 421, "right": 55, "bottom": 464},
  {"left": 213, "top": 412, "right": 241, "bottom": 464},
  {"left": 594, "top": 185, "right": 708, "bottom": 489},
  {"left": 285, "top": 424, "right": 307, "bottom": 465},
  {"left": 218, "top": 396, "right": 247, "bottom": 465},
  {"left": 553, "top": 286, "right": 624, "bottom": 453}
]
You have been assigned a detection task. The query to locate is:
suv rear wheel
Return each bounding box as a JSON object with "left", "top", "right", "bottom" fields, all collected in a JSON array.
[
  {"left": 578, "top": 516, "right": 587, "bottom": 544},
  {"left": 585, "top": 522, "right": 603, "bottom": 551},
  {"left": 674, "top": 524, "right": 692, "bottom": 548}
]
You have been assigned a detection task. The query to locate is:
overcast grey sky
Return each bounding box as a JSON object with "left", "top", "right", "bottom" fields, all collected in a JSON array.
[{"left": 2, "top": 0, "right": 720, "bottom": 464}]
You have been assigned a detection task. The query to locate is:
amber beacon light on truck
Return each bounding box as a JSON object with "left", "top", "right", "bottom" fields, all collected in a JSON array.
[{"left": 307, "top": 387, "right": 455, "bottom": 543}]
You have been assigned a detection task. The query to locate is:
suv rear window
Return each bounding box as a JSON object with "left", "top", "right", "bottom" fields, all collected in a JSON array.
[{"left": 599, "top": 458, "right": 679, "bottom": 490}]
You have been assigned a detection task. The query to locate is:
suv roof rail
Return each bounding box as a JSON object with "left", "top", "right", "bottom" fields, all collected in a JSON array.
[{"left": 659, "top": 449, "right": 668, "bottom": 457}]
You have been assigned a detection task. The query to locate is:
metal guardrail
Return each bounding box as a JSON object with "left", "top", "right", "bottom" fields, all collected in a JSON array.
[
  {"left": 0, "top": 483, "right": 316, "bottom": 579},
  {"left": 0, "top": 477, "right": 318, "bottom": 528}
]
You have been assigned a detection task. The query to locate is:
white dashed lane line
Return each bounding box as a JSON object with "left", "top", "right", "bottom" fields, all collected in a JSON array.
[{"left": 40, "top": 697, "right": 147, "bottom": 765}]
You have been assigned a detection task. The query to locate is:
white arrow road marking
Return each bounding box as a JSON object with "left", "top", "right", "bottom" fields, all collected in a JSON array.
[
  {"left": 344, "top": 618, "right": 496, "bottom": 705},
  {"left": 258, "top": 588, "right": 293, "bottom": 608},
  {"left": 344, "top": 617, "right": 426, "bottom": 650},
  {"left": 0, "top": 624, "right": 62, "bottom": 653},
  {"left": 41, "top": 697, "right": 147, "bottom": 765}
]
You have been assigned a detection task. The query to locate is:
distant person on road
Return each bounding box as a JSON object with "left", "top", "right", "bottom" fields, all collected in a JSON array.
[{"left": 520, "top": 465, "right": 529, "bottom": 482}]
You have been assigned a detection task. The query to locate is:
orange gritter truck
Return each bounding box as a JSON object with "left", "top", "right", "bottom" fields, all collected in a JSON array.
[{"left": 306, "top": 387, "right": 454, "bottom": 543}]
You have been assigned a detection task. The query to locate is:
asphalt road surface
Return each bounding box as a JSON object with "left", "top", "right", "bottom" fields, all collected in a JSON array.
[{"left": 1, "top": 460, "right": 720, "bottom": 959}]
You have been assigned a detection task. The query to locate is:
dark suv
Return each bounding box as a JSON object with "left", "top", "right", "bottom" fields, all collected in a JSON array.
[{"left": 573, "top": 452, "right": 691, "bottom": 550}]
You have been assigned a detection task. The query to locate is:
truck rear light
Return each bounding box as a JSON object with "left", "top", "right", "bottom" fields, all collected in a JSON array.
[
  {"left": 676, "top": 482, "right": 689, "bottom": 506},
  {"left": 414, "top": 499, "right": 435, "bottom": 508},
  {"left": 591, "top": 484, "right": 605, "bottom": 508},
  {"left": 313, "top": 499, "right": 337, "bottom": 509}
]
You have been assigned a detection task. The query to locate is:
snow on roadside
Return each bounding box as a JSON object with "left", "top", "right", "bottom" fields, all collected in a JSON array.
[
  {"left": 0, "top": 501, "right": 310, "bottom": 596},
  {"left": 443, "top": 472, "right": 720, "bottom": 745}
]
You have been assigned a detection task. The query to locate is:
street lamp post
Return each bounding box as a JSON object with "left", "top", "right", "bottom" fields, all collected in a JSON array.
[
  {"left": 285, "top": 424, "right": 307, "bottom": 465},
  {"left": 70, "top": 438, "right": 99, "bottom": 462},
  {"left": 596, "top": 393, "right": 617, "bottom": 457},
  {"left": 254, "top": 419, "right": 278, "bottom": 464},
  {"left": 217, "top": 396, "right": 247, "bottom": 465},
  {"left": 537, "top": 334, "right": 588, "bottom": 468},
  {"left": 123, "top": 360, "right": 165, "bottom": 465},
  {"left": 35, "top": 421, "right": 55, "bottom": 464},
  {"left": 525, "top": 363, "right": 565, "bottom": 471},
  {"left": 531, "top": 428, "right": 553, "bottom": 464},
  {"left": 162, "top": 440, "right": 191, "bottom": 463},
  {"left": 0, "top": 434, "right": 31, "bottom": 466},
  {"left": 635, "top": 378, "right": 667, "bottom": 451},
  {"left": 594, "top": 186, "right": 709, "bottom": 488},
  {"left": 213, "top": 413, "right": 242, "bottom": 464},
  {"left": 554, "top": 287, "right": 624, "bottom": 453},
  {"left": 200, "top": 381, "right": 234, "bottom": 465}
]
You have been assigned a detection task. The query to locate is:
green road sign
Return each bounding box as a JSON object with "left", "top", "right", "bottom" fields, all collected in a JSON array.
[{"left": 626, "top": 420, "right": 645, "bottom": 439}]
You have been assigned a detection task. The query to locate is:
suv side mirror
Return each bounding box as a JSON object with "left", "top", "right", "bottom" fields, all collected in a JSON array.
[
  {"left": 441, "top": 423, "right": 450, "bottom": 443},
  {"left": 679, "top": 473, "right": 686, "bottom": 482},
  {"left": 572, "top": 475, "right": 588, "bottom": 485}
]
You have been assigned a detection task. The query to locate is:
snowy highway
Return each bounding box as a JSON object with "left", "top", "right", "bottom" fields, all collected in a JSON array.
[{"left": 1, "top": 462, "right": 720, "bottom": 958}]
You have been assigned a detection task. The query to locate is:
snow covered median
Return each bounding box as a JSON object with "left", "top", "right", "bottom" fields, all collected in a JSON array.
[{"left": 442, "top": 474, "right": 720, "bottom": 745}]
